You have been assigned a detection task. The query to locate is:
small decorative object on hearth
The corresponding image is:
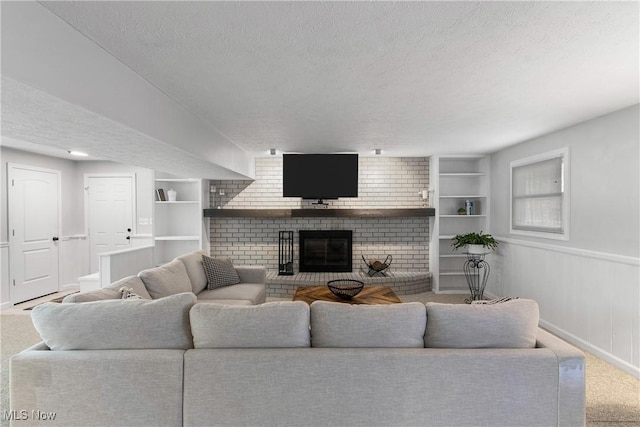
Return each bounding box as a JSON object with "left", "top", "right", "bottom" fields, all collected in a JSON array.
[
  {"left": 361, "top": 255, "right": 392, "bottom": 277},
  {"left": 327, "top": 279, "right": 364, "bottom": 300}
]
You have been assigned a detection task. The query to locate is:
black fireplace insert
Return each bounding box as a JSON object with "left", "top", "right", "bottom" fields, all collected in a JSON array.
[{"left": 299, "top": 230, "right": 352, "bottom": 272}]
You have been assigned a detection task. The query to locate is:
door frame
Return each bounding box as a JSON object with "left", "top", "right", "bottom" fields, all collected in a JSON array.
[{"left": 8, "top": 162, "right": 62, "bottom": 304}]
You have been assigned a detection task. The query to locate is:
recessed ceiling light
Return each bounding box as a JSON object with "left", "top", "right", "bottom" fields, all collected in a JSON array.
[{"left": 68, "top": 150, "right": 89, "bottom": 157}]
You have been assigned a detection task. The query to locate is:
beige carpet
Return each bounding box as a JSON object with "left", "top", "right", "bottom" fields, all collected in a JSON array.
[{"left": 2, "top": 292, "right": 638, "bottom": 427}]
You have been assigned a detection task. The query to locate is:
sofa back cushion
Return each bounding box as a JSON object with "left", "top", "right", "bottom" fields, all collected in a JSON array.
[
  {"left": 175, "top": 250, "right": 208, "bottom": 294},
  {"left": 310, "top": 301, "right": 427, "bottom": 348},
  {"left": 62, "top": 275, "right": 152, "bottom": 303},
  {"left": 32, "top": 292, "right": 197, "bottom": 350},
  {"left": 424, "top": 299, "right": 539, "bottom": 348},
  {"left": 190, "top": 301, "right": 310, "bottom": 348},
  {"left": 138, "top": 259, "right": 192, "bottom": 299}
]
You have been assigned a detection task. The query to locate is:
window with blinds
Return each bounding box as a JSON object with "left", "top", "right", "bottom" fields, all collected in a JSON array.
[{"left": 510, "top": 148, "right": 569, "bottom": 239}]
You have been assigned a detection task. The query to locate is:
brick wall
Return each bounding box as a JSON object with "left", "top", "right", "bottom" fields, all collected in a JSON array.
[{"left": 208, "top": 157, "right": 430, "bottom": 272}]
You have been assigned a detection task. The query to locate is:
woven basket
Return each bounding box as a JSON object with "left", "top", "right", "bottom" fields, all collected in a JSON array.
[{"left": 327, "top": 279, "right": 364, "bottom": 300}]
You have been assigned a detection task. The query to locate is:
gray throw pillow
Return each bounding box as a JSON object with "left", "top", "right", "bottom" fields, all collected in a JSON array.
[
  {"left": 202, "top": 256, "right": 241, "bottom": 289},
  {"left": 424, "top": 299, "right": 539, "bottom": 348},
  {"left": 32, "top": 292, "right": 197, "bottom": 350},
  {"left": 138, "top": 259, "right": 193, "bottom": 299}
]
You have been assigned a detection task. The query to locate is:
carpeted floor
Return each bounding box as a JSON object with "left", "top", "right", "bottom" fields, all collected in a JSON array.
[{"left": 1, "top": 291, "right": 638, "bottom": 427}]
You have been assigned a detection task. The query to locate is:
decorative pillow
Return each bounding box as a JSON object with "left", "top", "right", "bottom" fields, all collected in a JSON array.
[
  {"left": 120, "top": 287, "right": 143, "bottom": 300},
  {"left": 32, "top": 292, "right": 197, "bottom": 350},
  {"left": 105, "top": 275, "right": 152, "bottom": 300},
  {"left": 190, "top": 301, "right": 310, "bottom": 348},
  {"left": 424, "top": 299, "right": 539, "bottom": 349},
  {"left": 310, "top": 301, "right": 427, "bottom": 348},
  {"left": 175, "top": 250, "right": 208, "bottom": 294},
  {"left": 138, "top": 259, "right": 192, "bottom": 299},
  {"left": 202, "top": 256, "right": 241, "bottom": 289}
]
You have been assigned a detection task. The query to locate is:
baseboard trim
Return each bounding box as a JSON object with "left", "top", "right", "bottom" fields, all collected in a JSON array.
[
  {"left": 539, "top": 320, "right": 640, "bottom": 379},
  {"left": 0, "top": 301, "right": 13, "bottom": 311}
]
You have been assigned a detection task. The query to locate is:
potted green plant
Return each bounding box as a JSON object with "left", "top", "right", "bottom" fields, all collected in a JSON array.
[
  {"left": 457, "top": 207, "right": 467, "bottom": 215},
  {"left": 451, "top": 231, "right": 499, "bottom": 254}
]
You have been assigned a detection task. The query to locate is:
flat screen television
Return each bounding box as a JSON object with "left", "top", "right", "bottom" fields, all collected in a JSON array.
[{"left": 283, "top": 154, "right": 358, "bottom": 200}]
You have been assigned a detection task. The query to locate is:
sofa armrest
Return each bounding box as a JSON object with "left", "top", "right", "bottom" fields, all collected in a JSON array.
[
  {"left": 235, "top": 265, "right": 266, "bottom": 284},
  {"left": 536, "top": 328, "right": 586, "bottom": 426}
]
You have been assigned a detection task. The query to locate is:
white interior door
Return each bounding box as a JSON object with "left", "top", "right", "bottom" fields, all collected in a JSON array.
[
  {"left": 86, "top": 175, "right": 134, "bottom": 273},
  {"left": 8, "top": 164, "right": 60, "bottom": 304}
]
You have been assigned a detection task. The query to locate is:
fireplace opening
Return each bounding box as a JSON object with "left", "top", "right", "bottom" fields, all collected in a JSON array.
[{"left": 299, "top": 230, "right": 352, "bottom": 272}]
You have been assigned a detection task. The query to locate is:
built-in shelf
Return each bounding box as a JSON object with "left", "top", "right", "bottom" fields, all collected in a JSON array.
[{"left": 203, "top": 208, "right": 435, "bottom": 218}]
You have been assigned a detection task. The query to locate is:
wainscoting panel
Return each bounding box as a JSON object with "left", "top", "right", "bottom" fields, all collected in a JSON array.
[{"left": 488, "top": 238, "right": 639, "bottom": 377}]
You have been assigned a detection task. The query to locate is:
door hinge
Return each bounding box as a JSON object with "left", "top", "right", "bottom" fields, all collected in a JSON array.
[
  {"left": 12, "top": 229, "right": 15, "bottom": 237},
  {"left": 12, "top": 279, "right": 15, "bottom": 286},
  {"left": 11, "top": 179, "right": 15, "bottom": 187}
]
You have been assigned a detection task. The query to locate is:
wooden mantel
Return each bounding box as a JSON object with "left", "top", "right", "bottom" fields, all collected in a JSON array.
[{"left": 203, "top": 208, "right": 435, "bottom": 218}]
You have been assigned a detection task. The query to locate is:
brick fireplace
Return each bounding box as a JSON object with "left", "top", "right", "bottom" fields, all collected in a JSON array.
[{"left": 207, "top": 157, "right": 431, "bottom": 296}]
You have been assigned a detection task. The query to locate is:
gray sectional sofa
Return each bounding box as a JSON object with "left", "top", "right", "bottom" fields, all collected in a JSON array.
[
  {"left": 10, "top": 296, "right": 586, "bottom": 427},
  {"left": 62, "top": 250, "right": 267, "bottom": 305}
]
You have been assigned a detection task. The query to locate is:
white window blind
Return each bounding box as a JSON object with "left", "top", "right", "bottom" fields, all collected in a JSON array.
[{"left": 511, "top": 149, "right": 569, "bottom": 238}]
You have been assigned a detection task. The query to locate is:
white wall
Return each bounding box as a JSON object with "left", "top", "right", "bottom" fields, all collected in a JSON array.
[
  {"left": 1, "top": 146, "right": 155, "bottom": 308},
  {"left": 489, "top": 105, "right": 640, "bottom": 377}
]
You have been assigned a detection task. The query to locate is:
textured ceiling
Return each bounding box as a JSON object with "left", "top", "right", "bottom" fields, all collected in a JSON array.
[{"left": 3, "top": 1, "right": 639, "bottom": 167}]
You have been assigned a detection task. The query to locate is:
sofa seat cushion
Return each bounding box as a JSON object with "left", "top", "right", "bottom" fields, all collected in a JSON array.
[
  {"left": 424, "top": 299, "right": 540, "bottom": 348},
  {"left": 138, "top": 259, "right": 192, "bottom": 299},
  {"left": 175, "top": 250, "right": 207, "bottom": 294},
  {"left": 310, "top": 301, "right": 427, "bottom": 348},
  {"left": 31, "top": 292, "right": 197, "bottom": 350},
  {"left": 190, "top": 301, "right": 310, "bottom": 348},
  {"left": 196, "top": 283, "right": 266, "bottom": 305}
]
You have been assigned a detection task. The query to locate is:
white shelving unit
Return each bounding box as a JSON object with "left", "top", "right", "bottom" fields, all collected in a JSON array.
[
  {"left": 429, "top": 155, "right": 490, "bottom": 293},
  {"left": 153, "top": 174, "right": 209, "bottom": 265}
]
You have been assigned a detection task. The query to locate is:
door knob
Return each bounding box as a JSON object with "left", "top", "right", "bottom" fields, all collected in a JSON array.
[
  {"left": 126, "top": 236, "right": 131, "bottom": 240},
  {"left": 52, "top": 237, "right": 59, "bottom": 241},
  {"left": 127, "top": 228, "right": 132, "bottom": 232}
]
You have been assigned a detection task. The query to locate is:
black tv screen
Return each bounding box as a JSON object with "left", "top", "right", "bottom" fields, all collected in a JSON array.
[{"left": 283, "top": 154, "right": 358, "bottom": 199}]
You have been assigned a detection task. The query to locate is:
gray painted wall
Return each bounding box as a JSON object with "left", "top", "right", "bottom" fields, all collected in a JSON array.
[{"left": 490, "top": 104, "right": 639, "bottom": 257}]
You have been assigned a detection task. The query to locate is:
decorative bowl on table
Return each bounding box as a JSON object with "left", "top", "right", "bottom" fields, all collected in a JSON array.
[{"left": 327, "top": 279, "right": 365, "bottom": 300}]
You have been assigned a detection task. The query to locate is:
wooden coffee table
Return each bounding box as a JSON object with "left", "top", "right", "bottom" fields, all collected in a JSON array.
[{"left": 292, "top": 285, "right": 401, "bottom": 305}]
